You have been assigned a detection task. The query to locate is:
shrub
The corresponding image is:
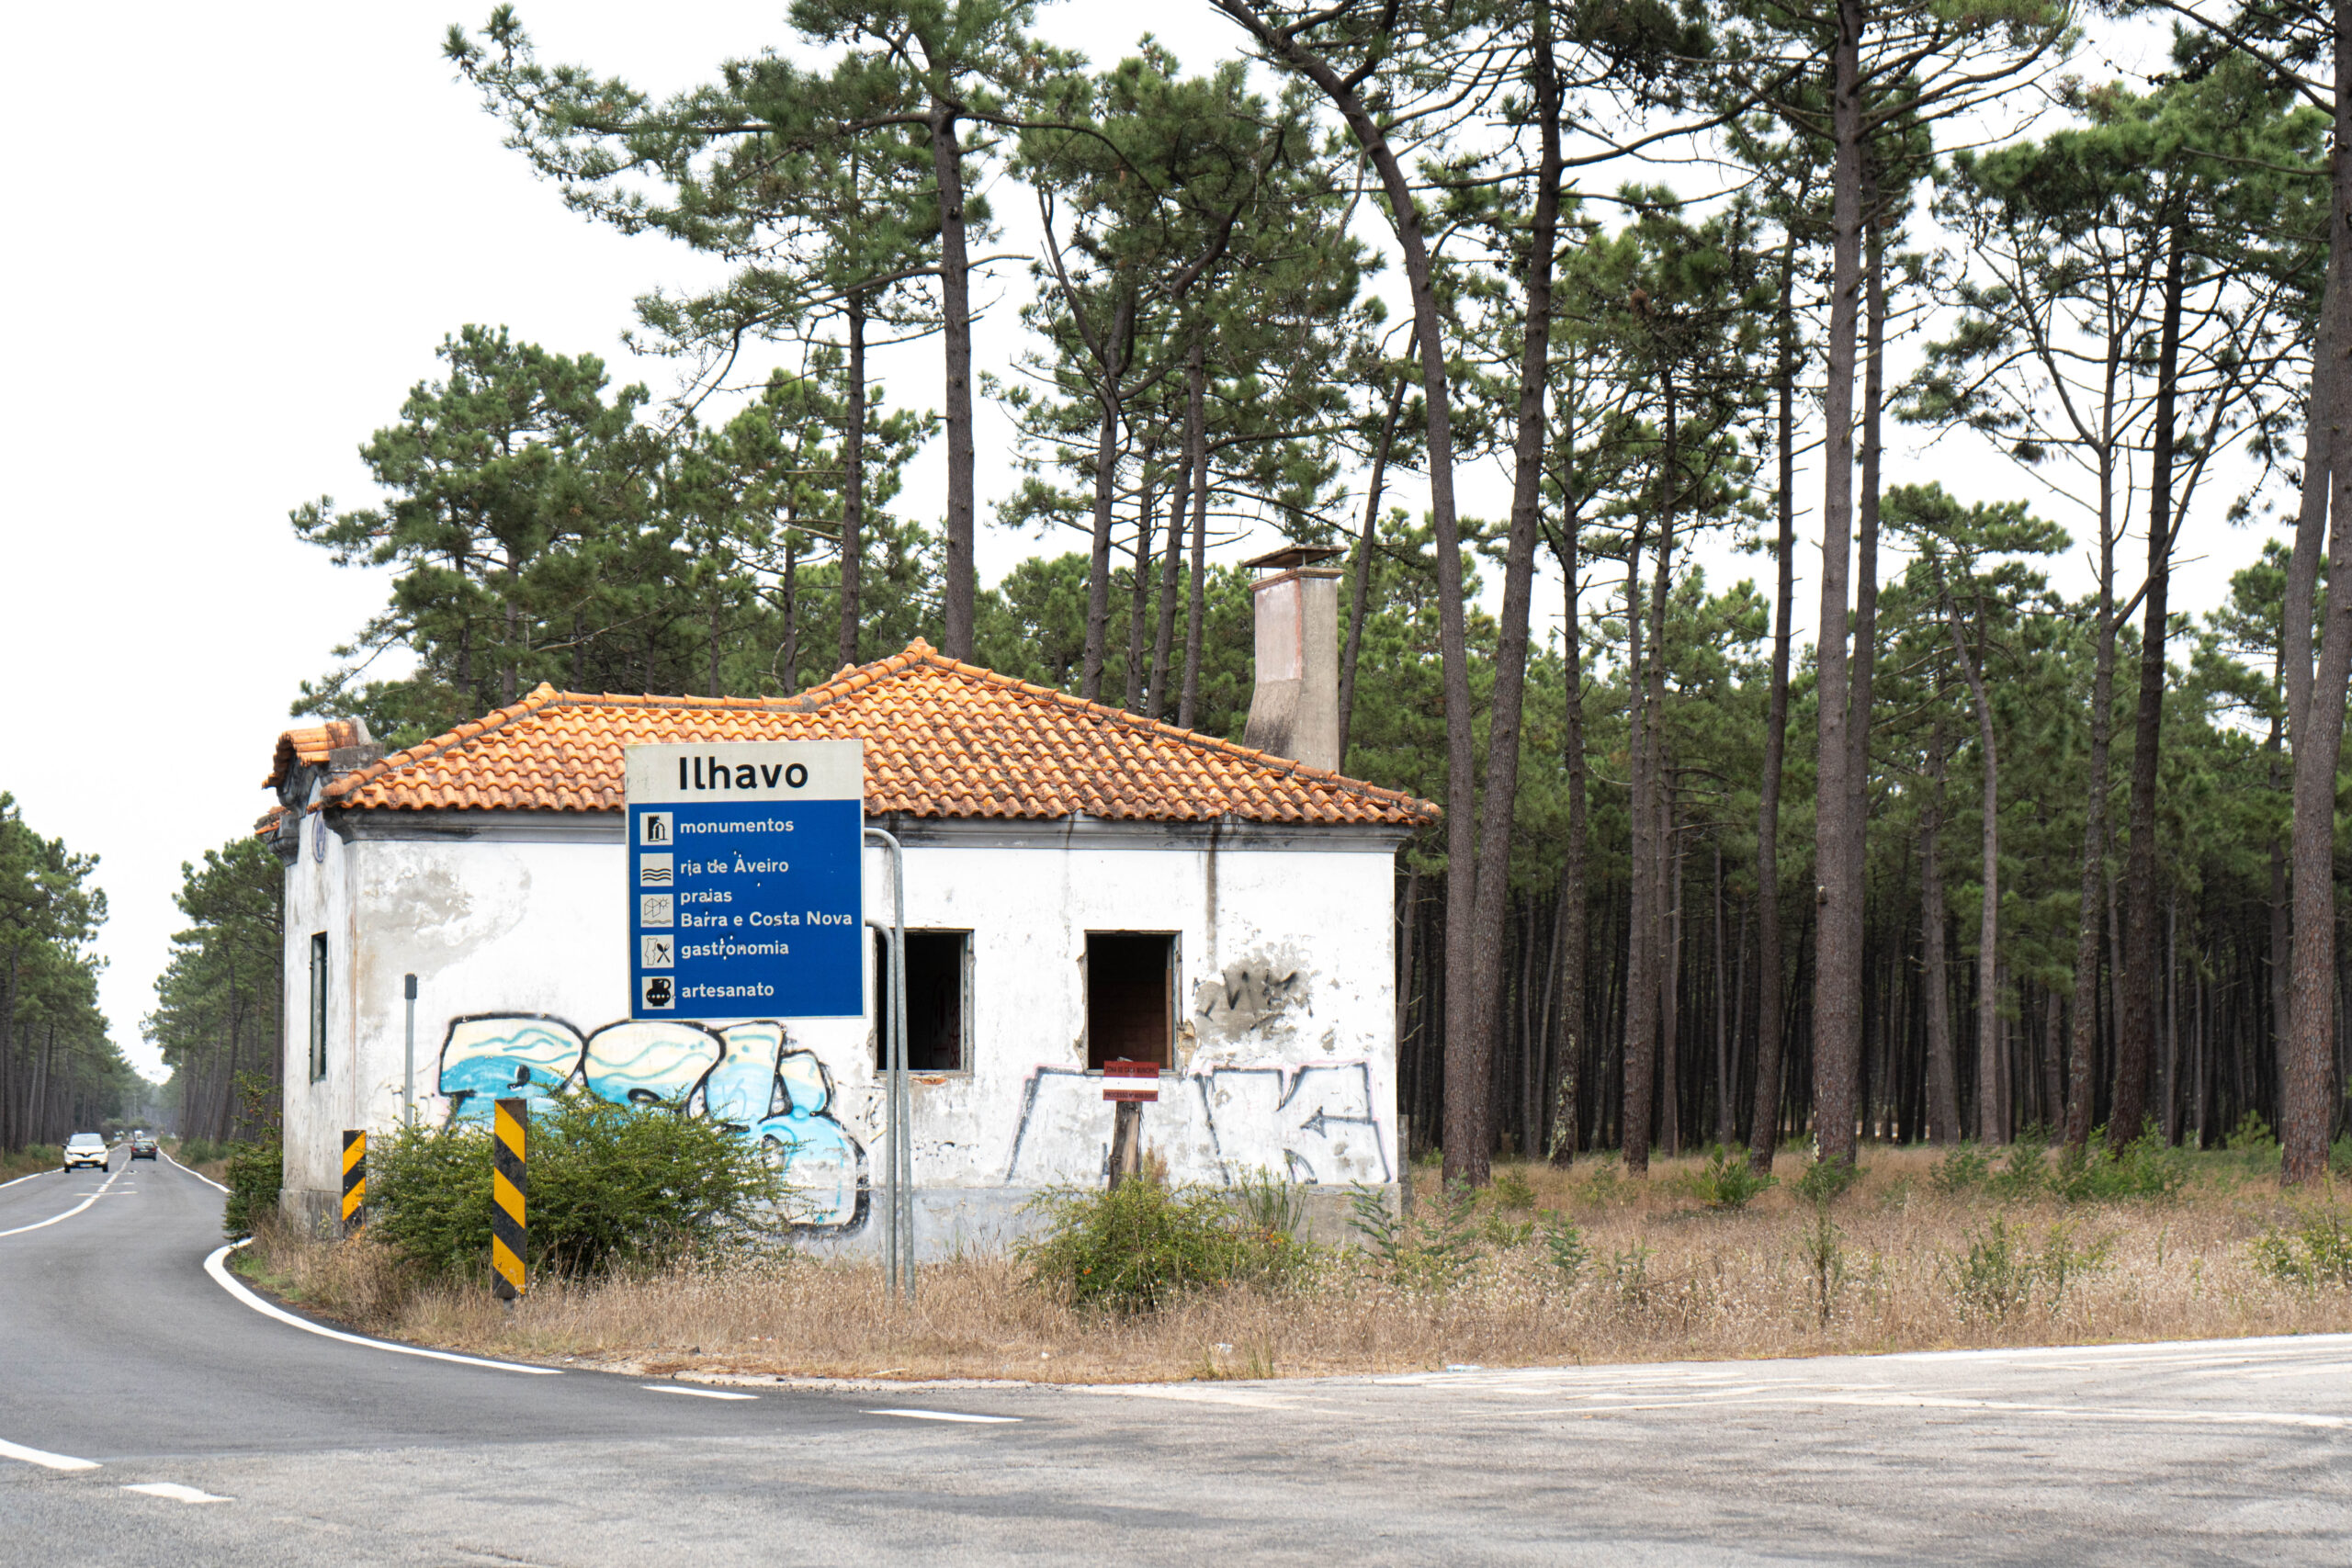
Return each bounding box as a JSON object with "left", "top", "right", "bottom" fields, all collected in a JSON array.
[
  {"left": 1349, "top": 1179, "right": 1476, "bottom": 1290},
  {"left": 1931, "top": 1145, "right": 1992, "bottom": 1195},
  {"left": 1228, "top": 1168, "right": 1306, "bottom": 1240},
  {"left": 2050, "top": 1133, "right": 2187, "bottom": 1203},
  {"left": 368, "top": 1091, "right": 786, "bottom": 1285},
  {"left": 1022, "top": 1175, "right": 1255, "bottom": 1314},
  {"left": 2253, "top": 1208, "right": 2352, "bottom": 1289},
  {"left": 1988, "top": 1141, "right": 2049, "bottom": 1201},
  {"left": 1950, "top": 1216, "right": 2112, "bottom": 1321},
  {"left": 1487, "top": 1167, "right": 1538, "bottom": 1211},
  {"left": 1794, "top": 1155, "right": 1864, "bottom": 1206},
  {"left": 1540, "top": 1213, "right": 1589, "bottom": 1285},
  {"left": 1683, "top": 1145, "right": 1774, "bottom": 1211},
  {"left": 2226, "top": 1112, "right": 2282, "bottom": 1173},
  {"left": 221, "top": 1137, "right": 283, "bottom": 1239}
]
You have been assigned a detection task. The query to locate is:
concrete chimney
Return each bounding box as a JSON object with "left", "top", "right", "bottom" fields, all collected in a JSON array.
[{"left": 1240, "top": 547, "right": 1344, "bottom": 772}]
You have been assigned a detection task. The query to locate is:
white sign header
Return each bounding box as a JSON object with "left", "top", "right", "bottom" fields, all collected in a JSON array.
[{"left": 623, "top": 739, "right": 865, "bottom": 806}]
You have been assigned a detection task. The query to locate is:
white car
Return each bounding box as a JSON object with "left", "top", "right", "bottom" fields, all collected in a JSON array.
[{"left": 62, "top": 1134, "right": 107, "bottom": 1171}]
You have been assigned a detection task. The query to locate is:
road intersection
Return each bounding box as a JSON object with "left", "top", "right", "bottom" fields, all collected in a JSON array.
[{"left": 3, "top": 1150, "right": 2347, "bottom": 1563}]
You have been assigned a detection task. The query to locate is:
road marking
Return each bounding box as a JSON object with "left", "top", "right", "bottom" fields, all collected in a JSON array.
[
  {"left": 161, "top": 1147, "right": 229, "bottom": 1193},
  {"left": 122, "top": 1482, "right": 231, "bottom": 1504},
  {"left": 0, "top": 1167, "right": 58, "bottom": 1190},
  {"left": 644, "top": 1385, "right": 758, "bottom": 1401},
  {"left": 865, "top": 1409, "right": 1022, "bottom": 1424},
  {"left": 203, "top": 1243, "right": 560, "bottom": 1375},
  {"left": 0, "top": 1438, "right": 101, "bottom": 1472},
  {"left": 0, "top": 1165, "right": 125, "bottom": 1237}
]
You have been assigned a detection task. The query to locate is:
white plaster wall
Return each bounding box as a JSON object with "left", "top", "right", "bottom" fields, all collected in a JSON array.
[{"left": 282, "top": 817, "right": 1400, "bottom": 1239}]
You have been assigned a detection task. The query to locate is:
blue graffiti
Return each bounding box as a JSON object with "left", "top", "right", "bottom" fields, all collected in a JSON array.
[{"left": 435, "top": 1014, "right": 868, "bottom": 1233}]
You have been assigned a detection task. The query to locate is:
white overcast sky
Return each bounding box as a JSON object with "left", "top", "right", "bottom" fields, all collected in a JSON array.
[{"left": 0, "top": 3, "right": 2276, "bottom": 1081}]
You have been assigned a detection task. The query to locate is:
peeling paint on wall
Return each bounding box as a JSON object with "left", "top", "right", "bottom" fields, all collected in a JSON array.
[{"left": 436, "top": 1014, "right": 868, "bottom": 1234}]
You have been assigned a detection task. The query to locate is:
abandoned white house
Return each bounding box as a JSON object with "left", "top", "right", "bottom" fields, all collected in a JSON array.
[{"left": 264, "top": 550, "right": 1435, "bottom": 1250}]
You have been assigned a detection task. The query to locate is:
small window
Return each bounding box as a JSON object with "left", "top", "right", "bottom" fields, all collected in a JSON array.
[
  {"left": 1086, "top": 932, "right": 1176, "bottom": 1069},
  {"left": 308, "top": 932, "right": 329, "bottom": 1082},
  {"left": 874, "top": 931, "right": 969, "bottom": 1072}
]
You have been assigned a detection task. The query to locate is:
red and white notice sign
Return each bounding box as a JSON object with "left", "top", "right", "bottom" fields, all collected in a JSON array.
[{"left": 1102, "top": 1060, "right": 1160, "bottom": 1102}]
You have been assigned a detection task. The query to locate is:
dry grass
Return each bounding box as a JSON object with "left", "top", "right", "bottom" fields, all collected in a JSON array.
[
  {"left": 0, "top": 1145, "right": 64, "bottom": 1183},
  {"left": 238, "top": 1145, "right": 2352, "bottom": 1384}
]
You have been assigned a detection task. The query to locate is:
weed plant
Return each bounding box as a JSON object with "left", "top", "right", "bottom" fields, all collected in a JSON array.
[
  {"left": 221, "top": 1136, "right": 283, "bottom": 1238},
  {"left": 2254, "top": 1208, "right": 2352, "bottom": 1289},
  {"left": 368, "top": 1091, "right": 785, "bottom": 1284},
  {"left": 1682, "top": 1145, "right": 1775, "bottom": 1210},
  {"left": 1022, "top": 1174, "right": 1291, "bottom": 1313}
]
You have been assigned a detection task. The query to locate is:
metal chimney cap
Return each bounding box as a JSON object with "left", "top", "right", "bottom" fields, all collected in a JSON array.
[{"left": 1241, "top": 545, "right": 1343, "bottom": 573}]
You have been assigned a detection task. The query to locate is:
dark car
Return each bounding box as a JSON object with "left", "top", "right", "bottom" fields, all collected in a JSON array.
[{"left": 130, "top": 1134, "right": 158, "bottom": 1160}]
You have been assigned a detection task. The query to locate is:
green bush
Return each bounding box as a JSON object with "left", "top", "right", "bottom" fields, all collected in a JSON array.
[
  {"left": 1931, "top": 1145, "right": 1992, "bottom": 1195},
  {"left": 2226, "top": 1112, "right": 2282, "bottom": 1173},
  {"left": 176, "top": 1138, "right": 221, "bottom": 1167},
  {"left": 368, "top": 1092, "right": 786, "bottom": 1285},
  {"left": 1682, "top": 1145, "right": 1774, "bottom": 1210},
  {"left": 2050, "top": 1133, "right": 2187, "bottom": 1202},
  {"left": 1350, "top": 1180, "right": 1476, "bottom": 1290},
  {"left": 2253, "top": 1208, "right": 2352, "bottom": 1289},
  {"left": 1021, "top": 1175, "right": 1261, "bottom": 1313},
  {"left": 1794, "top": 1154, "right": 1864, "bottom": 1206},
  {"left": 1989, "top": 1140, "right": 2050, "bottom": 1201},
  {"left": 1487, "top": 1167, "right": 1538, "bottom": 1211},
  {"left": 221, "top": 1138, "right": 283, "bottom": 1239},
  {"left": 1950, "top": 1216, "right": 2111, "bottom": 1321}
]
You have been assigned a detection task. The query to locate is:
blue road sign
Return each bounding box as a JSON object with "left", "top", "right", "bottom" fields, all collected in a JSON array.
[{"left": 624, "top": 740, "right": 865, "bottom": 1021}]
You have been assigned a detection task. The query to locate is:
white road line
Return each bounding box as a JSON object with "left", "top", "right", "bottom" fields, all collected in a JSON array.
[
  {"left": 644, "top": 1385, "right": 758, "bottom": 1401},
  {"left": 0, "top": 1167, "right": 59, "bottom": 1190},
  {"left": 160, "top": 1147, "right": 229, "bottom": 1193},
  {"left": 202, "top": 1242, "right": 561, "bottom": 1375},
  {"left": 0, "top": 1438, "right": 101, "bottom": 1472},
  {"left": 122, "top": 1482, "right": 231, "bottom": 1504},
  {"left": 865, "top": 1409, "right": 1022, "bottom": 1424},
  {"left": 0, "top": 1164, "right": 125, "bottom": 1238}
]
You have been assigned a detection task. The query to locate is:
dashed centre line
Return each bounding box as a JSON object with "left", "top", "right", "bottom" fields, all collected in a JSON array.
[
  {"left": 643, "top": 1385, "right": 758, "bottom": 1401},
  {"left": 0, "top": 1164, "right": 125, "bottom": 1238},
  {"left": 0, "top": 1437, "right": 101, "bottom": 1472},
  {"left": 122, "top": 1482, "right": 232, "bottom": 1504},
  {"left": 865, "top": 1409, "right": 1022, "bottom": 1424}
]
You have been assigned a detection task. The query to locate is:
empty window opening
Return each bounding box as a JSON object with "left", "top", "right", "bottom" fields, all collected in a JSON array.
[
  {"left": 874, "top": 931, "right": 969, "bottom": 1072},
  {"left": 1087, "top": 932, "right": 1175, "bottom": 1070},
  {"left": 308, "top": 932, "right": 329, "bottom": 1082}
]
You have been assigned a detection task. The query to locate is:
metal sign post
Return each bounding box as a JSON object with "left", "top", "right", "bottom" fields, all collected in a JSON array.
[
  {"left": 402, "top": 973, "right": 418, "bottom": 1127},
  {"left": 864, "top": 828, "right": 912, "bottom": 1302}
]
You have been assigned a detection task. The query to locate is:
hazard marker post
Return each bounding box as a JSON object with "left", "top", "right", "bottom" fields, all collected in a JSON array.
[
  {"left": 492, "top": 1098, "right": 527, "bottom": 1301},
  {"left": 1102, "top": 1061, "right": 1159, "bottom": 1190},
  {"left": 340, "top": 1130, "right": 366, "bottom": 1234}
]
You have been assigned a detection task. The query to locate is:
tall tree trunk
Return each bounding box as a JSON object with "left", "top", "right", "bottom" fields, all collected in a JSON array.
[
  {"left": 1946, "top": 592, "right": 2003, "bottom": 1144},
  {"left": 1079, "top": 293, "right": 1136, "bottom": 704},
  {"left": 2281, "top": 30, "right": 2352, "bottom": 1181},
  {"left": 1622, "top": 532, "right": 1656, "bottom": 1174},
  {"left": 1124, "top": 463, "right": 1156, "bottom": 714},
  {"left": 1714, "top": 840, "right": 1733, "bottom": 1147},
  {"left": 2113, "top": 219, "right": 2188, "bottom": 1151},
  {"left": 1811, "top": 0, "right": 1869, "bottom": 1169},
  {"left": 1148, "top": 476, "right": 1184, "bottom": 719},
  {"left": 1549, "top": 520, "right": 1589, "bottom": 1168},
  {"left": 1460, "top": 12, "right": 1564, "bottom": 1183},
  {"left": 1178, "top": 341, "right": 1210, "bottom": 732},
  {"left": 1338, "top": 368, "right": 1409, "bottom": 762},
  {"left": 1661, "top": 792, "right": 1683, "bottom": 1158},
  {"left": 1922, "top": 712, "right": 1961, "bottom": 1143},
  {"left": 1748, "top": 227, "right": 1801, "bottom": 1175},
  {"left": 839, "top": 295, "right": 866, "bottom": 672},
  {"left": 929, "top": 100, "right": 977, "bottom": 660}
]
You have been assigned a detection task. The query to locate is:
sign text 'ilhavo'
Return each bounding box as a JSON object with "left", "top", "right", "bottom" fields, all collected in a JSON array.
[{"left": 624, "top": 740, "right": 864, "bottom": 1021}]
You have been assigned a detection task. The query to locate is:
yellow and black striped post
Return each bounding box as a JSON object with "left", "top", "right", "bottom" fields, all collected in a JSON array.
[
  {"left": 340, "top": 1130, "right": 366, "bottom": 1234},
  {"left": 491, "top": 1098, "right": 527, "bottom": 1302}
]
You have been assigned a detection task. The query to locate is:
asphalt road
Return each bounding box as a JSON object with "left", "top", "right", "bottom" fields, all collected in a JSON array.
[{"left": 3, "top": 1149, "right": 2349, "bottom": 1565}]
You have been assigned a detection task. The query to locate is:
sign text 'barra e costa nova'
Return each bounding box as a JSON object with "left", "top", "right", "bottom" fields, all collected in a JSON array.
[{"left": 624, "top": 739, "right": 865, "bottom": 1021}]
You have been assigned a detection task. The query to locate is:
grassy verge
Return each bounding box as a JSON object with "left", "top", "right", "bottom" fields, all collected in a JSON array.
[
  {"left": 0, "top": 1145, "right": 64, "bottom": 1182},
  {"left": 166, "top": 1138, "right": 232, "bottom": 1186},
  {"left": 239, "top": 1145, "right": 2352, "bottom": 1383}
]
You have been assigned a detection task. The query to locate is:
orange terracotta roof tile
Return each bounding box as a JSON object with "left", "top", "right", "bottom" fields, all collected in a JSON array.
[
  {"left": 264, "top": 718, "right": 364, "bottom": 790},
  {"left": 299, "top": 640, "right": 1438, "bottom": 829}
]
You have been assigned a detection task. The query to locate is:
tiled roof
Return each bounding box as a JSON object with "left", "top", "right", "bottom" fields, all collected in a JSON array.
[
  {"left": 264, "top": 719, "right": 365, "bottom": 790},
  {"left": 296, "top": 641, "right": 1438, "bottom": 828}
]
